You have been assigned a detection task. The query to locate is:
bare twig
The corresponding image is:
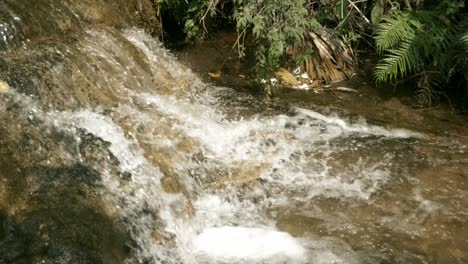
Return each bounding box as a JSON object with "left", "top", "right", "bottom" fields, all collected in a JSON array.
[
  {"left": 348, "top": 0, "right": 371, "bottom": 24},
  {"left": 200, "top": 0, "right": 218, "bottom": 33},
  {"left": 233, "top": 28, "right": 247, "bottom": 57}
]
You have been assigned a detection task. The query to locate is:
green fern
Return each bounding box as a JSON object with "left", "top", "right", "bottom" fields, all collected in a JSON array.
[
  {"left": 374, "top": 9, "right": 455, "bottom": 83},
  {"left": 373, "top": 0, "right": 468, "bottom": 106},
  {"left": 461, "top": 21, "right": 468, "bottom": 48},
  {"left": 374, "top": 12, "right": 419, "bottom": 54},
  {"left": 374, "top": 39, "right": 418, "bottom": 82}
]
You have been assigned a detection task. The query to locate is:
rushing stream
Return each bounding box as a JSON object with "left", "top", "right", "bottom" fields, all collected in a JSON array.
[{"left": 1, "top": 1, "right": 468, "bottom": 263}]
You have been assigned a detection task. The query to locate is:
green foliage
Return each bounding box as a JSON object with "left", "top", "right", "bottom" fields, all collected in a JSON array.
[
  {"left": 155, "top": 0, "right": 367, "bottom": 79},
  {"left": 373, "top": 0, "right": 468, "bottom": 105},
  {"left": 374, "top": 9, "right": 454, "bottom": 82},
  {"left": 233, "top": 0, "right": 319, "bottom": 77},
  {"left": 371, "top": 0, "right": 387, "bottom": 25},
  {"left": 158, "top": 0, "right": 326, "bottom": 78},
  {"left": 374, "top": 11, "right": 419, "bottom": 54},
  {"left": 153, "top": 0, "right": 467, "bottom": 106},
  {"left": 183, "top": 0, "right": 221, "bottom": 40},
  {"left": 461, "top": 19, "right": 468, "bottom": 49},
  {"left": 463, "top": 33, "right": 468, "bottom": 45}
]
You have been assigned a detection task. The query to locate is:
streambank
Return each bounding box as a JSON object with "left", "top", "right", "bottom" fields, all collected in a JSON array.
[{"left": 174, "top": 31, "right": 468, "bottom": 144}]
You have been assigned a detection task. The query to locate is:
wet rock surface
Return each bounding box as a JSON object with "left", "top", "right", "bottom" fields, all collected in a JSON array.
[
  {"left": 0, "top": 0, "right": 157, "bottom": 50},
  {"left": 0, "top": 0, "right": 159, "bottom": 262},
  {"left": 1, "top": 1, "right": 468, "bottom": 263},
  {"left": 0, "top": 109, "right": 130, "bottom": 263}
]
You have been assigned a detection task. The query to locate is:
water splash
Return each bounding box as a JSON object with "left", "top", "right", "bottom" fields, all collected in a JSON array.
[
  {"left": 4, "top": 24, "right": 464, "bottom": 264},
  {"left": 192, "top": 226, "right": 306, "bottom": 263}
]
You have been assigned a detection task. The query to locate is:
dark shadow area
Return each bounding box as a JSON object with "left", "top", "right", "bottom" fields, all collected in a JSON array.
[
  {"left": 0, "top": 162, "right": 131, "bottom": 264},
  {"left": 0, "top": 111, "right": 130, "bottom": 264}
]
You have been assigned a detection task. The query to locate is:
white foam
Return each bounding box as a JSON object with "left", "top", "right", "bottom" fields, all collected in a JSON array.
[
  {"left": 193, "top": 226, "right": 305, "bottom": 263},
  {"left": 47, "top": 109, "right": 182, "bottom": 262},
  {"left": 55, "top": 110, "right": 147, "bottom": 171},
  {"left": 297, "top": 108, "right": 420, "bottom": 138},
  {"left": 3, "top": 28, "right": 431, "bottom": 264},
  {"left": 126, "top": 90, "right": 408, "bottom": 202}
]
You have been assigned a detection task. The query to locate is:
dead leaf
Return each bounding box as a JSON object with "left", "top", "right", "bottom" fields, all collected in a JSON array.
[
  {"left": 303, "top": 28, "right": 354, "bottom": 83},
  {"left": 208, "top": 72, "right": 222, "bottom": 78},
  {"left": 310, "top": 80, "right": 321, "bottom": 88},
  {"left": 275, "top": 68, "right": 299, "bottom": 86}
]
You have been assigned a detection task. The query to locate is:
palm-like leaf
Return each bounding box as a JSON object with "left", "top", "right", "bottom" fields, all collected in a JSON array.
[
  {"left": 374, "top": 39, "right": 419, "bottom": 82},
  {"left": 461, "top": 21, "right": 468, "bottom": 48},
  {"left": 373, "top": 0, "right": 468, "bottom": 107},
  {"left": 374, "top": 12, "right": 418, "bottom": 54},
  {"left": 459, "top": 15, "right": 468, "bottom": 38},
  {"left": 374, "top": 9, "right": 454, "bottom": 83}
]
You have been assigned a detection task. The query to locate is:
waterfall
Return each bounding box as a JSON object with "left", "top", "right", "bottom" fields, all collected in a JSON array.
[{"left": 1, "top": 1, "right": 467, "bottom": 264}]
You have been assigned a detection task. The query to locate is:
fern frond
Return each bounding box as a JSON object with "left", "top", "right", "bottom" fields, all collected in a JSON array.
[
  {"left": 461, "top": 31, "right": 468, "bottom": 48},
  {"left": 374, "top": 12, "right": 419, "bottom": 54},
  {"left": 457, "top": 16, "right": 468, "bottom": 51},
  {"left": 417, "top": 26, "right": 452, "bottom": 65},
  {"left": 374, "top": 39, "right": 419, "bottom": 82},
  {"left": 374, "top": 8, "right": 456, "bottom": 83}
]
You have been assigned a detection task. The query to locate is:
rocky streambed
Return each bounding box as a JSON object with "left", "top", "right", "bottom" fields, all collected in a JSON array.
[{"left": 1, "top": 1, "right": 468, "bottom": 264}]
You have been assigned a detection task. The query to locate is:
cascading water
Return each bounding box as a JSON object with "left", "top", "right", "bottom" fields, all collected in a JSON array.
[{"left": 1, "top": 1, "right": 468, "bottom": 264}]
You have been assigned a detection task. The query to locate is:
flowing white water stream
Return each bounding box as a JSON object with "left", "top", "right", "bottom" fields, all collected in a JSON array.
[
  {"left": 4, "top": 28, "right": 436, "bottom": 263},
  {"left": 68, "top": 30, "right": 424, "bottom": 263},
  {"left": 1, "top": 0, "right": 467, "bottom": 261}
]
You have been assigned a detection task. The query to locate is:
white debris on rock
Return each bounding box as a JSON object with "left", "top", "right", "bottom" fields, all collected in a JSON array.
[
  {"left": 294, "top": 83, "right": 310, "bottom": 90},
  {"left": 293, "top": 67, "right": 301, "bottom": 76},
  {"left": 335, "top": 87, "right": 359, "bottom": 93}
]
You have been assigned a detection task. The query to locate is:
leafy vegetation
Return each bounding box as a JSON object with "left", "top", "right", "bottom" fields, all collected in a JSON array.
[
  {"left": 233, "top": 0, "right": 317, "bottom": 77},
  {"left": 154, "top": 0, "right": 360, "bottom": 79},
  {"left": 374, "top": 0, "right": 468, "bottom": 105},
  {"left": 154, "top": 0, "right": 468, "bottom": 106}
]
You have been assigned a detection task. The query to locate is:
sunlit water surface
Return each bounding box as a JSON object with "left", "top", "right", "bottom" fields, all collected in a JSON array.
[{"left": 1, "top": 25, "right": 467, "bottom": 264}]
